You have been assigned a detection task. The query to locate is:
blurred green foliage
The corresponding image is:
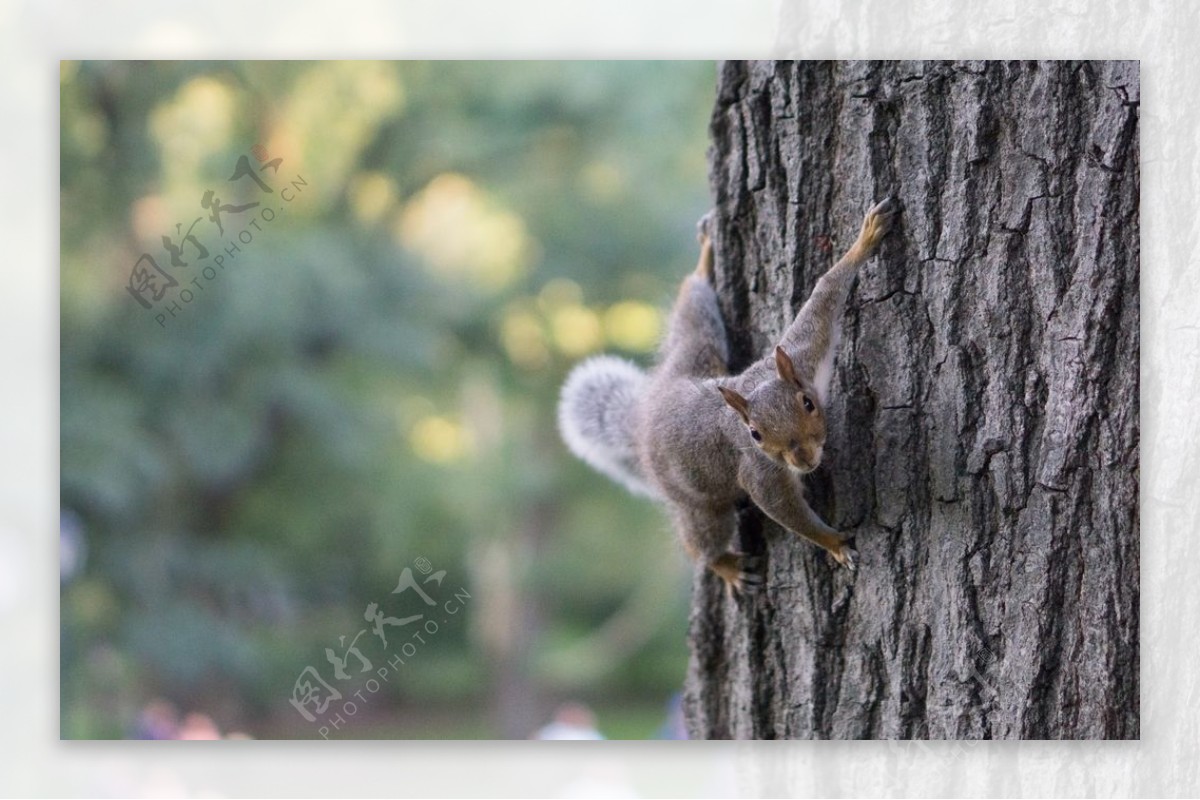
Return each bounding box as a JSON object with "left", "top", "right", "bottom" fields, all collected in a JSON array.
[{"left": 60, "top": 61, "right": 715, "bottom": 739}]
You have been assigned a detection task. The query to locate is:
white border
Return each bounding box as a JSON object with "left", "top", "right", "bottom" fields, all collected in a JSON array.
[{"left": 5, "top": 1, "right": 1192, "bottom": 796}]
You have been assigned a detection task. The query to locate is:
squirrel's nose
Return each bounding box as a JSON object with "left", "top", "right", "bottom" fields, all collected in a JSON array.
[{"left": 790, "top": 444, "right": 822, "bottom": 471}]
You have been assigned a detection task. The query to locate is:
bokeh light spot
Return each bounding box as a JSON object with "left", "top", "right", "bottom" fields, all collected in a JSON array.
[
  {"left": 551, "top": 305, "right": 603, "bottom": 357},
  {"left": 396, "top": 173, "right": 535, "bottom": 293},
  {"left": 604, "top": 301, "right": 662, "bottom": 352},
  {"left": 410, "top": 415, "right": 472, "bottom": 465}
]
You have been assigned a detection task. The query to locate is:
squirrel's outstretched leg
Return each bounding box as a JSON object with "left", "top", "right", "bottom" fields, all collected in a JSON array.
[
  {"left": 674, "top": 505, "right": 762, "bottom": 596},
  {"left": 740, "top": 462, "right": 858, "bottom": 570},
  {"left": 655, "top": 220, "right": 729, "bottom": 380},
  {"left": 738, "top": 197, "right": 898, "bottom": 402}
]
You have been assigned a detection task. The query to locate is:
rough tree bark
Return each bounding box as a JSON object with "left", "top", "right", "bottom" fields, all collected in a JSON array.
[{"left": 684, "top": 60, "right": 1139, "bottom": 740}]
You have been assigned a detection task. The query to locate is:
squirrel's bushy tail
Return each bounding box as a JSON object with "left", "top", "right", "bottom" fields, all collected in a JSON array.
[{"left": 558, "top": 355, "right": 659, "bottom": 499}]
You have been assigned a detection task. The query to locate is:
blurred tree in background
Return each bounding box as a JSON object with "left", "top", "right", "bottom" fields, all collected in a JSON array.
[{"left": 60, "top": 61, "right": 715, "bottom": 739}]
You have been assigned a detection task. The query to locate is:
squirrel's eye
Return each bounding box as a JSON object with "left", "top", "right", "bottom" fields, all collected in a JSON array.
[
  {"left": 802, "top": 395, "right": 815, "bottom": 413},
  {"left": 749, "top": 428, "right": 762, "bottom": 442}
]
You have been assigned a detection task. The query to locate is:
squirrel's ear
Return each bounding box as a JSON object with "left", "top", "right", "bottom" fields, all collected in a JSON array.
[
  {"left": 718, "top": 385, "right": 750, "bottom": 423},
  {"left": 775, "top": 346, "right": 799, "bottom": 386}
]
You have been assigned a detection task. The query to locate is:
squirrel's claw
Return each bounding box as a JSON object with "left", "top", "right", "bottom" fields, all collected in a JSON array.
[
  {"left": 714, "top": 551, "right": 764, "bottom": 598},
  {"left": 737, "top": 572, "right": 764, "bottom": 596},
  {"left": 833, "top": 541, "right": 858, "bottom": 572},
  {"left": 733, "top": 552, "right": 763, "bottom": 570},
  {"left": 872, "top": 195, "right": 898, "bottom": 214},
  {"left": 873, "top": 196, "right": 900, "bottom": 232},
  {"left": 731, "top": 558, "right": 764, "bottom": 597},
  {"left": 696, "top": 209, "right": 716, "bottom": 244}
]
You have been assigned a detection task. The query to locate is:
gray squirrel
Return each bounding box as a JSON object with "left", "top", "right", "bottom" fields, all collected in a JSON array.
[{"left": 559, "top": 198, "right": 898, "bottom": 594}]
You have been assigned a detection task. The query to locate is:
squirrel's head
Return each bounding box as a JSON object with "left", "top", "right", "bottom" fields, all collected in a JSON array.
[{"left": 718, "top": 346, "right": 827, "bottom": 473}]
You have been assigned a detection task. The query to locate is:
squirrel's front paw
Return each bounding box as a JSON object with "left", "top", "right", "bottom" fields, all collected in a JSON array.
[
  {"left": 831, "top": 540, "right": 858, "bottom": 572},
  {"left": 857, "top": 196, "right": 899, "bottom": 255}
]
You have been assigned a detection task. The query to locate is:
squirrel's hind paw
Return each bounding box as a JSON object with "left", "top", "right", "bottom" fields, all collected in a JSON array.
[
  {"left": 730, "top": 572, "right": 764, "bottom": 599},
  {"left": 712, "top": 551, "right": 763, "bottom": 598}
]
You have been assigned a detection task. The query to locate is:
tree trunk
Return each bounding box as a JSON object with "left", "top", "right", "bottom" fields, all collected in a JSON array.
[{"left": 685, "top": 60, "right": 1139, "bottom": 740}]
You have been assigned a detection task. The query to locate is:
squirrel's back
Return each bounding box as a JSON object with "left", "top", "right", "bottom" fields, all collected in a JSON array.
[{"left": 558, "top": 355, "right": 659, "bottom": 499}]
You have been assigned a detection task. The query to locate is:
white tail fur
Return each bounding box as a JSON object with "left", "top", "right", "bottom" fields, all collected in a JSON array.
[{"left": 558, "top": 356, "right": 660, "bottom": 499}]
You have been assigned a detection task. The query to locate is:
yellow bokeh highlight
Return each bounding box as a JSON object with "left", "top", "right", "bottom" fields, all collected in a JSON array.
[
  {"left": 396, "top": 173, "right": 534, "bottom": 292},
  {"left": 410, "top": 415, "right": 473, "bottom": 465},
  {"left": 551, "top": 304, "right": 603, "bottom": 357},
  {"left": 349, "top": 171, "right": 398, "bottom": 225},
  {"left": 500, "top": 307, "right": 550, "bottom": 370},
  {"left": 149, "top": 76, "right": 237, "bottom": 184},
  {"left": 604, "top": 301, "right": 662, "bottom": 352}
]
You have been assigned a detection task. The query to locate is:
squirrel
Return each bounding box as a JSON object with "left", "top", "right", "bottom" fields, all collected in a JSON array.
[{"left": 558, "top": 198, "right": 898, "bottom": 595}]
